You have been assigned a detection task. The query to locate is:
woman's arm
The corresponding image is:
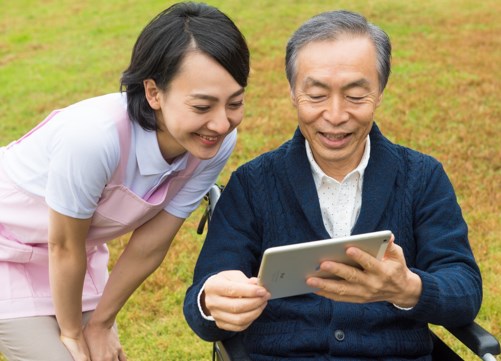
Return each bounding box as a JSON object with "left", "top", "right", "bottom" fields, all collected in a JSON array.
[
  {"left": 48, "top": 208, "right": 93, "bottom": 360},
  {"left": 83, "top": 210, "right": 184, "bottom": 360}
]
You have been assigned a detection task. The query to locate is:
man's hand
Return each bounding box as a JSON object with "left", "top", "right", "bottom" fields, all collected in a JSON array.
[
  {"left": 60, "top": 333, "right": 91, "bottom": 361},
  {"left": 202, "top": 270, "right": 271, "bottom": 332},
  {"left": 306, "top": 236, "right": 422, "bottom": 308},
  {"left": 83, "top": 322, "right": 127, "bottom": 361}
]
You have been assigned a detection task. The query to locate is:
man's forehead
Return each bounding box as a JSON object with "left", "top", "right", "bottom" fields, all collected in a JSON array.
[
  {"left": 297, "top": 36, "right": 375, "bottom": 56},
  {"left": 302, "top": 76, "right": 371, "bottom": 89},
  {"left": 294, "top": 37, "right": 379, "bottom": 86}
]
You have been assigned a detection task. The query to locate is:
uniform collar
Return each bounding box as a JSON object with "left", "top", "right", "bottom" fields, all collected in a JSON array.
[{"left": 132, "top": 121, "right": 188, "bottom": 176}]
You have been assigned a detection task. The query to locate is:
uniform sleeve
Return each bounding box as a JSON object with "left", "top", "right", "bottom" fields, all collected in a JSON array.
[
  {"left": 165, "top": 129, "right": 237, "bottom": 219},
  {"left": 45, "top": 112, "right": 120, "bottom": 219}
]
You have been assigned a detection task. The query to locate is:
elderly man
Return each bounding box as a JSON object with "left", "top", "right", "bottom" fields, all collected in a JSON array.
[{"left": 184, "top": 9, "right": 481, "bottom": 360}]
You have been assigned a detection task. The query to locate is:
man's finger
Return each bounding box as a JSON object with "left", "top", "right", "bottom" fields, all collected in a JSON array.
[{"left": 208, "top": 278, "right": 268, "bottom": 298}]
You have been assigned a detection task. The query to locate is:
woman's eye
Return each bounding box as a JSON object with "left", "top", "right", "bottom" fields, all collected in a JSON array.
[
  {"left": 193, "top": 105, "right": 210, "bottom": 112},
  {"left": 228, "top": 101, "right": 244, "bottom": 110}
]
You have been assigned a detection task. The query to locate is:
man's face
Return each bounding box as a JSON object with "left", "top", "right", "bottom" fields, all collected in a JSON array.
[{"left": 291, "top": 36, "right": 383, "bottom": 180}]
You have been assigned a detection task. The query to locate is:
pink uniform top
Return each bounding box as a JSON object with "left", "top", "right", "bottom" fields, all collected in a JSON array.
[{"left": 0, "top": 99, "right": 200, "bottom": 319}]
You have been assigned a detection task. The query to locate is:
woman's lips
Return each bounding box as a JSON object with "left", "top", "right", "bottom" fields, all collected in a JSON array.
[{"left": 197, "top": 133, "right": 219, "bottom": 145}]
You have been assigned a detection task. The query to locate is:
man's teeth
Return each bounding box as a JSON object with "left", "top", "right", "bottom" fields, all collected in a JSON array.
[{"left": 325, "top": 133, "right": 346, "bottom": 140}]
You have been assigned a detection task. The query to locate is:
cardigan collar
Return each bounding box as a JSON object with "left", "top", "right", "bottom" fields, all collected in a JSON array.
[
  {"left": 284, "top": 123, "right": 399, "bottom": 238},
  {"left": 284, "top": 128, "right": 328, "bottom": 239},
  {"left": 353, "top": 123, "right": 399, "bottom": 234}
]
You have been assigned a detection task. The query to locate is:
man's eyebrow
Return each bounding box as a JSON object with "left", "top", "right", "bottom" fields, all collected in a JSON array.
[
  {"left": 303, "top": 77, "right": 329, "bottom": 90},
  {"left": 302, "top": 77, "right": 372, "bottom": 91},
  {"left": 341, "top": 78, "right": 371, "bottom": 91},
  {"left": 188, "top": 87, "right": 245, "bottom": 101}
]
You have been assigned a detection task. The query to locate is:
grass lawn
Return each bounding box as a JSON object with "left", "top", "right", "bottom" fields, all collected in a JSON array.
[{"left": 1, "top": 0, "right": 499, "bottom": 360}]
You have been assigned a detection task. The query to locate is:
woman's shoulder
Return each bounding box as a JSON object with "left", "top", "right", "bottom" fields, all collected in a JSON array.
[
  {"left": 43, "top": 94, "right": 124, "bottom": 165},
  {"left": 66, "top": 92, "right": 126, "bottom": 109},
  {"left": 54, "top": 93, "right": 124, "bottom": 133}
]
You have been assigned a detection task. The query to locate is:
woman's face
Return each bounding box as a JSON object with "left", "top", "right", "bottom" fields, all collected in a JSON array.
[{"left": 145, "top": 51, "right": 245, "bottom": 162}]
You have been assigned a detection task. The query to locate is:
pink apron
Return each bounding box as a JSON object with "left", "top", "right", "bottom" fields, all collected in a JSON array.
[{"left": 0, "top": 104, "right": 200, "bottom": 319}]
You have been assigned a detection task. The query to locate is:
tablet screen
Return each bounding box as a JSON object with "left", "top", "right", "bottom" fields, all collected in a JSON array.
[{"left": 257, "top": 230, "right": 392, "bottom": 299}]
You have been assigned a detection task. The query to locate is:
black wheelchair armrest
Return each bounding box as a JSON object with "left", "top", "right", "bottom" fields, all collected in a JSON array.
[
  {"left": 213, "top": 334, "right": 251, "bottom": 361},
  {"left": 446, "top": 322, "right": 500, "bottom": 359}
]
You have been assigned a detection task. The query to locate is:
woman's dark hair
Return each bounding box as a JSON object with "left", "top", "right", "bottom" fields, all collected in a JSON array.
[{"left": 120, "top": 2, "right": 250, "bottom": 131}]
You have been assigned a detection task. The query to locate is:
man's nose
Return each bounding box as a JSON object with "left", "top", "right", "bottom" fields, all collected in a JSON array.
[{"left": 324, "top": 96, "right": 349, "bottom": 125}]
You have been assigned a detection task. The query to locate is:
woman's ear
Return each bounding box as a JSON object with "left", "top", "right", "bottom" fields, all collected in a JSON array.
[{"left": 144, "top": 79, "right": 161, "bottom": 110}]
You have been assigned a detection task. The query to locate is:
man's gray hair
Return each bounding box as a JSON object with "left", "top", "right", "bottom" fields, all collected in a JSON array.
[{"left": 285, "top": 10, "right": 392, "bottom": 93}]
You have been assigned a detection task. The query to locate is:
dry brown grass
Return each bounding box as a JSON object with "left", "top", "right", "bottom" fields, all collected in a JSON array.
[
  {"left": 109, "top": 1, "right": 501, "bottom": 359},
  {"left": 1, "top": 0, "right": 499, "bottom": 360}
]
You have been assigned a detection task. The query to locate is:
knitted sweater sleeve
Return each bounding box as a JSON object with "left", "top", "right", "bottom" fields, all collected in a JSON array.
[
  {"left": 397, "top": 153, "right": 482, "bottom": 327},
  {"left": 183, "top": 165, "right": 263, "bottom": 341}
]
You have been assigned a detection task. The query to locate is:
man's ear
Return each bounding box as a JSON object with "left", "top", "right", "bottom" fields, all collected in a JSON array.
[
  {"left": 290, "top": 87, "right": 297, "bottom": 108},
  {"left": 144, "top": 79, "right": 161, "bottom": 110},
  {"left": 375, "top": 92, "right": 384, "bottom": 108}
]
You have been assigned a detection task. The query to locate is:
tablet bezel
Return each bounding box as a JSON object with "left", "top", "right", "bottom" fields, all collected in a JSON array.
[{"left": 257, "top": 230, "right": 392, "bottom": 299}]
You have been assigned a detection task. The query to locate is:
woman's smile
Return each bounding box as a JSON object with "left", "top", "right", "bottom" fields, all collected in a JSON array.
[{"left": 196, "top": 133, "right": 220, "bottom": 145}]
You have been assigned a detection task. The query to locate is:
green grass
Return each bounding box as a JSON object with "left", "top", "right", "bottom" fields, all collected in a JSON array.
[{"left": 1, "top": 1, "right": 500, "bottom": 360}]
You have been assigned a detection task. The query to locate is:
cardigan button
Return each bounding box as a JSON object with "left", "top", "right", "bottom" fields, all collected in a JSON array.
[{"left": 334, "top": 329, "right": 345, "bottom": 341}]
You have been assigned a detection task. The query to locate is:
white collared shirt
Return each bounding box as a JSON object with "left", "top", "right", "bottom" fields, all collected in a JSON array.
[
  {"left": 197, "top": 136, "right": 372, "bottom": 321},
  {"left": 305, "top": 136, "right": 370, "bottom": 238}
]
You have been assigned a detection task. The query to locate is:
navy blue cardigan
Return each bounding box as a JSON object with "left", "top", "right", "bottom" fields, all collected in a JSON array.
[{"left": 184, "top": 124, "right": 482, "bottom": 360}]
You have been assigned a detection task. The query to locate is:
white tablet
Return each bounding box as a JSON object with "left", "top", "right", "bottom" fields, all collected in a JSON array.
[{"left": 257, "top": 230, "right": 392, "bottom": 299}]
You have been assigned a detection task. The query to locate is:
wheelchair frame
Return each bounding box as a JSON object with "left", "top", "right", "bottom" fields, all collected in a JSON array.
[{"left": 197, "top": 184, "right": 500, "bottom": 361}]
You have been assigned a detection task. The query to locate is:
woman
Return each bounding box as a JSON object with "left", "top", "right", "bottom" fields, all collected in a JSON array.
[{"left": 0, "top": 2, "right": 249, "bottom": 360}]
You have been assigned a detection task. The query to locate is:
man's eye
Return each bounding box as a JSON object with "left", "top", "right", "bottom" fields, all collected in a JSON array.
[
  {"left": 308, "top": 94, "right": 326, "bottom": 101},
  {"left": 347, "top": 96, "right": 365, "bottom": 102}
]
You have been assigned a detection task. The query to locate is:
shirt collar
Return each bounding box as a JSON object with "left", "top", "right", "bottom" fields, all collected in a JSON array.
[
  {"left": 306, "top": 135, "right": 371, "bottom": 188},
  {"left": 132, "top": 121, "right": 188, "bottom": 176}
]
